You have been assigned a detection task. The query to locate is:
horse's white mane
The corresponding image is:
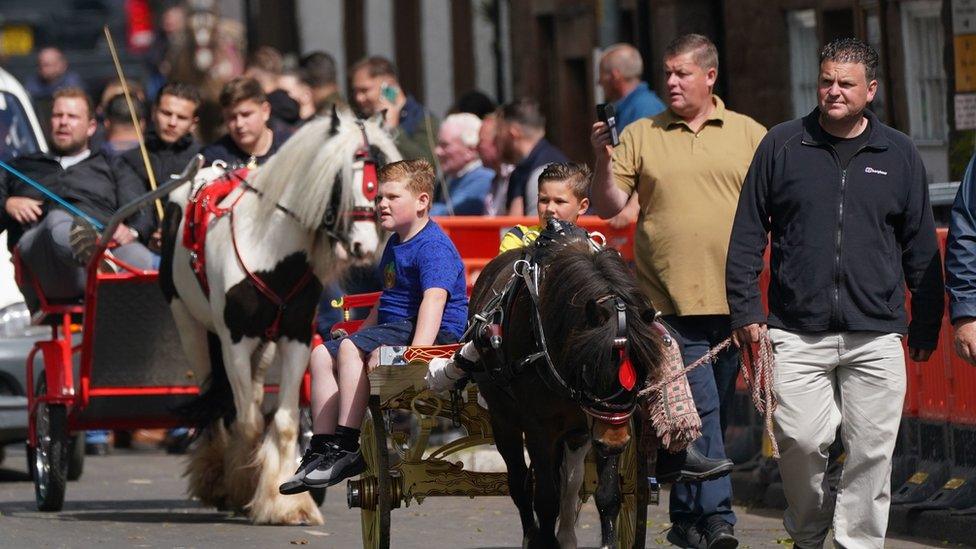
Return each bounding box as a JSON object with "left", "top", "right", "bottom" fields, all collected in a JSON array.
[{"left": 244, "top": 110, "right": 400, "bottom": 231}]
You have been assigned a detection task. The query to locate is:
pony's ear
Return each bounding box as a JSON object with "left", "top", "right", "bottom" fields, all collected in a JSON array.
[
  {"left": 585, "top": 299, "right": 610, "bottom": 327},
  {"left": 640, "top": 307, "right": 657, "bottom": 324},
  {"left": 372, "top": 110, "right": 388, "bottom": 128},
  {"left": 329, "top": 105, "right": 341, "bottom": 136}
]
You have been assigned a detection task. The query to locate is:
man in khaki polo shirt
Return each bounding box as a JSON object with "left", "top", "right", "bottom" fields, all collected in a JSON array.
[{"left": 591, "top": 34, "right": 765, "bottom": 549}]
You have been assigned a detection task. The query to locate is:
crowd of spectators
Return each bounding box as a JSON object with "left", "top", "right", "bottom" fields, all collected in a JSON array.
[{"left": 8, "top": 36, "right": 641, "bottom": 226}]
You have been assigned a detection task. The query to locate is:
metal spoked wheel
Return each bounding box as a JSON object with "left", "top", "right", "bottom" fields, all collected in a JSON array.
[
  {"left": 617, "top": 415, "right": 649, "bottom": 549},
  {"left": 298, "top": 406, "right": 326, "bottom": 506},
  {"left": 350, "top": 396, "right": 392, "bottom": 549},
  {"left": 32, "top": 379, "right": 68, "bottom": 512}
]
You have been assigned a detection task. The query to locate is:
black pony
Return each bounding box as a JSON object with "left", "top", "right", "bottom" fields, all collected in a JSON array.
[{"left": 468, "top": 230, "right": 663, "bottom": 549}]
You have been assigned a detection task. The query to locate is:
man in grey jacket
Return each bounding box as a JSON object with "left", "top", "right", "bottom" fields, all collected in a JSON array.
[{"left": 726, "top": 38, "right": 943, "bottom": 548}]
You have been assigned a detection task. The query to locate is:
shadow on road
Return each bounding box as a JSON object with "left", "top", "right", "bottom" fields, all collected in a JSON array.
[
  {"left": 0, "top": 467, "right": 30, "bottom": 482},
  {"left": 60, "top": 510, "right": 245, "bottom": 524},
  {"left": 0, "top": 498, "right": 253, "bottom": 525}
]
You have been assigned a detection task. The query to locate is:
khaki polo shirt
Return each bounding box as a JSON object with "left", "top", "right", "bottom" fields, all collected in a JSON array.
[{"left": 613, "top": 95, "right": 766, "bottom": 316}]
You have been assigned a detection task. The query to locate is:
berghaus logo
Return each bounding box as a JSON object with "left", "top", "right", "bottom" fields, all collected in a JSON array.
[{"left": 864, "top": 167, "right": 888, "bottom": 175}]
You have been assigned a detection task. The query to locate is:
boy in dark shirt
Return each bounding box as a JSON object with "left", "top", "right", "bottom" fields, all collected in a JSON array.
[{"left": 280, "top": 159, "right": 467, "bottom": 494}]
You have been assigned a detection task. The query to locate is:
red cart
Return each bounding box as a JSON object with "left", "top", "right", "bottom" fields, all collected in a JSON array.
[{"left": 15, "top": 162, "right": 315, "bottom": 512}]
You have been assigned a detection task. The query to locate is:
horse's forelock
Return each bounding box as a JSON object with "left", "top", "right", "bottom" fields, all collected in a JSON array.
[{"left": 540, "top": 243, "right": 662, "bottom": 399}]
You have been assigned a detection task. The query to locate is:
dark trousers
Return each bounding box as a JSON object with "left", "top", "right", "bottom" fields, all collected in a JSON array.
[{"left": 663, "top": 314, "right": 739, "bottom": 525}]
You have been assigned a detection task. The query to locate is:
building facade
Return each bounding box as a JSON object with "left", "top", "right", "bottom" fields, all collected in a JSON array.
[{"left": 506, "top": 0, "right": 952, "bottom": 183}]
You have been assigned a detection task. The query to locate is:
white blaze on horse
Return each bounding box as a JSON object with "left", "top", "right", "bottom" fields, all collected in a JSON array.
[{"left": 160, "top": 110, "right": 400, "bottom": 525}]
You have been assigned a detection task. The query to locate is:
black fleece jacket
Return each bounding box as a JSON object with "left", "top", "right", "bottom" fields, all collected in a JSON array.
[
  {"left": 0, "top": 149, "right": 153, "bottom": 249},
  {"left": 117, "top": 130, "right": 202, "bottom": 193},
  {"left": 116, "top": 130, "right": 202, "bottom": 239},
  {"left": 725, "top": 108, "right": 944, "bottom": 349}
]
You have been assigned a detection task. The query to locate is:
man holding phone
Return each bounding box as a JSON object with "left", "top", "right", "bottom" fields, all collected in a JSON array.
[
  {"left": 590, "top": 35, "right": 765, "bottom": 549},
  {"left": 350, "top": 56, "right": 438, "bottom": 166}
]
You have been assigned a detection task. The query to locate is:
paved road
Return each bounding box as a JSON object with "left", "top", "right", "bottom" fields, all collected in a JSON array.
[{"left": 0, "top": 442, "right": 941, "bottom": 548}]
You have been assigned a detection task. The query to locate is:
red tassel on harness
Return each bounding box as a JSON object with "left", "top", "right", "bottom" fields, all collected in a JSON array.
[{"left": 618, "top": 354, "right": 636, "bottom": 391}]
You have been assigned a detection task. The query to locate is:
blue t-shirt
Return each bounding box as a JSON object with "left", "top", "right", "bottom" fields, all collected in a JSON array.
[{"left": 376, "top": 220, "right": 468, "bottom": 338}]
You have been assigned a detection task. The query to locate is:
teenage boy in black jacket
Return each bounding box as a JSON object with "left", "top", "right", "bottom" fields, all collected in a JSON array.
[{"left": 725, "top": 39, "right": 943, "bottom": 548}]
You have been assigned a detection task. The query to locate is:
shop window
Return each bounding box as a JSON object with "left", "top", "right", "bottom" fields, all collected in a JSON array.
[
  {"left": 864, "top": 9, "right": 890, "bottom": 123},
  {"left": 901, "top": 0, "right": 948, "bottom": 142},
  {"left": 788, "top": 9, "right": 819, "bottom": 117}
]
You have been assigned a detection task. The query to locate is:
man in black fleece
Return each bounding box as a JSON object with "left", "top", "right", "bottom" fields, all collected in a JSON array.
[
  {"left": 2, "top": 88, "right": 154, "bottom": 302},
  {"left": 725, "top": 39, "right": 943, "bottom": 548}
]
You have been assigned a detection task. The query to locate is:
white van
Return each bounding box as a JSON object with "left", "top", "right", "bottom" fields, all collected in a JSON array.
[{"left": 0, "top": 66, "right": 47, "bottom": 309}]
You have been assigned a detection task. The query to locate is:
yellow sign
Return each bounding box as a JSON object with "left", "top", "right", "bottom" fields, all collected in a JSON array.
[
  {"left": 0, "top": 25, "right": 33, "bottom": 57},
  {"left": 956, "top": 35, "right": 976, "bottom": 92}
]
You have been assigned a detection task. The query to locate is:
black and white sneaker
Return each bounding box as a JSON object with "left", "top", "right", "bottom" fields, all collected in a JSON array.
[
  {"left": 279, "top": 448, "right": 326, "bottom": 495},
  {"left": 303, "top": 444, "right": 366, "bottom": 488}
]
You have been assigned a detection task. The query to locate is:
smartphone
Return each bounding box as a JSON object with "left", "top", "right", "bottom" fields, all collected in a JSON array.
[
  {"left": 596, "top": 102, "right": 620, "bottom": 147},
  {"left": 380, "top": 83, "right": 398, "bottom": 103}
]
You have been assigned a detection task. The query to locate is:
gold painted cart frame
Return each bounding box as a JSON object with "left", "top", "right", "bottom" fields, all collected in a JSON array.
[{"left": 345, "top": 345, "right": 652, "bottom": 548}]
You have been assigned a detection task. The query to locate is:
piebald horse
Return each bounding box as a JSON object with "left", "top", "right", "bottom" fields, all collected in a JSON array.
[{"left": 160, "top": 111, "right": 400, "bottom": 524}]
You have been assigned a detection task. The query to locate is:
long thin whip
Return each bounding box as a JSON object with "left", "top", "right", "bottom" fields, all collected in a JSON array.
[{"left": 102, "top": 25, "right": 164, "bottom": 221}]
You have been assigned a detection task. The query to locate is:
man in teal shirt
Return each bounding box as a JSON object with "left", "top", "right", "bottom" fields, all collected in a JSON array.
[
  {"left": 598, "top": 43, "right": 666, "bottom": 129},
  {"left": 597, "top": 43, "right": 666, "bottom": 228}
]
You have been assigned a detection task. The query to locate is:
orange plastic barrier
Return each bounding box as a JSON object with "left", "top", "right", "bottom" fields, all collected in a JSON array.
[{"left": 434, "top": 215, "right": 636, "bottom": 269}]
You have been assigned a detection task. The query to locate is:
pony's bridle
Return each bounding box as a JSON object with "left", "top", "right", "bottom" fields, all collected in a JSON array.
[
  {"left": 318, "top": 120, "right": 380, "bottom": 246},
  {"left": 515, "top": 257, "right": 641, "bottom": 424},
  {"left": 580, "top": 294, "right": 639, "bottom": 424}
]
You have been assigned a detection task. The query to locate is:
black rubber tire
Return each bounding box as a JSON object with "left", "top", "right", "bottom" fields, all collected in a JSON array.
[
  {"left": 67, "top": 432, "right": 85, "bottom": 481},
  {"left": 628, "top": 414, "right": 649, "bottom": 549},
  {"left": 26, "top": 443, "right": 35, "bottom": 481},
  {"left": 33, "top": 402, "right": 68, "bottom": 512}
]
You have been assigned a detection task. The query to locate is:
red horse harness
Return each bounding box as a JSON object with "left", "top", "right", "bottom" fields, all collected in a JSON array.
[{"left": 181, "top": 123, "right": 381, "bottom": 340}]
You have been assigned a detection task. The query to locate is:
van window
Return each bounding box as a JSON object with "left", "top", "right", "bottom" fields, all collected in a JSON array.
[{"left": 0, "top": 91, "right": 40, "bottom": 161}]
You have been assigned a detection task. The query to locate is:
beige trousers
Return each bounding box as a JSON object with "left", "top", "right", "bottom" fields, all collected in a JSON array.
[{"left": 769, "top": 328, "right": 906, "bottom": 549}]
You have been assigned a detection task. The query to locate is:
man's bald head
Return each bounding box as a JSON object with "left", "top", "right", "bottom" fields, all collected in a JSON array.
[
  {"left": 602, "top": 44, "right": 643, "bottom": 80},
  {"left": 599, "top": 43, "right": 644, "bottom": 101}
]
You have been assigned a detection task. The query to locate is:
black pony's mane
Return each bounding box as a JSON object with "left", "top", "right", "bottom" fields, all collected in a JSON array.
[{"left": 538, "top": 239, "right": 663, "bottom": 395}]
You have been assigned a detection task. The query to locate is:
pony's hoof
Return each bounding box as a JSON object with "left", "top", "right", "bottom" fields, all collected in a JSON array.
[{"left": 272, "top": 503, "right": 324, "bottom": 526}]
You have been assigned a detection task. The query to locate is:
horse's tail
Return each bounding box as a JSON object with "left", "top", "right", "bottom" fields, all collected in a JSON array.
[
  {"left": 158, "top": 200, "right": 183, "bottom": 303},
  {"left": 174, "top": 331, "right": 236, "bottom": 432}
]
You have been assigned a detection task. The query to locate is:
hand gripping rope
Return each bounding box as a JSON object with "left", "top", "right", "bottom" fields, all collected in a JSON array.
[{"left": 637, "top": 330, "right": 780, "bottom": 458}]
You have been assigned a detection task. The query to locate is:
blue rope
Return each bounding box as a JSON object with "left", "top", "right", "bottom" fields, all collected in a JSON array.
[{"left": 0, "top": 158, "right": 104, "bottom": 230}]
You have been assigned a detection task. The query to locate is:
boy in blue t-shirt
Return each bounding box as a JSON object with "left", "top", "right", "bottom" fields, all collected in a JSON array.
[{"left": 280, "top": 159, "right": 467, "bottom": 495}]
